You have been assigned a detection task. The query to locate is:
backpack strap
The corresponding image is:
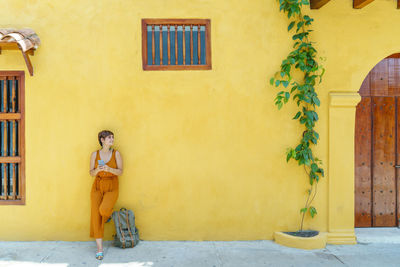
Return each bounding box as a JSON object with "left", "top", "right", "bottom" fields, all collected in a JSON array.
[
  {"left": 125, "top": 210, "right": 135, "bottom": 248},
  {"left": 117, "top": 212, "right": 126, "bottom": 248}
]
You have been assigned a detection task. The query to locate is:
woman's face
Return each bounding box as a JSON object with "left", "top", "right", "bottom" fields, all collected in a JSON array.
[{"left": 102, "top": 135, "right": 114, "bottom": 147}]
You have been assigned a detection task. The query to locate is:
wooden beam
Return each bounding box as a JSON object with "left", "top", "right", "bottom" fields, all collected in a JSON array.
[
  {"left": 0, "top": 42, "right": 35, "bottom": 76},
  {"left": 353, "top": 0, "right": 375, "bottom": 9},
  {"left": 398, "top": 0, "right": 400, "bottom": 9},
  {"left": 21, "top": 50, "right": 33, "bottom": 76},
  {"left": 310, "top": 0, "right": 331, "bottom": 9}
]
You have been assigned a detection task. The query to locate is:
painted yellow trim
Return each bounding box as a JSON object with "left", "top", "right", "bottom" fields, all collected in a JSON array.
[
  {"left": 274, "top": 231, "right": 327, "bottom": 250},
  {"left": 329, "top": 92, "right": 362, "bottom": 107},
  {"left": 327, "top": 92, "right": 360, "bottom": 245},
  {"left": 327, "top": 230, "right": 357, "bottom": 245}
]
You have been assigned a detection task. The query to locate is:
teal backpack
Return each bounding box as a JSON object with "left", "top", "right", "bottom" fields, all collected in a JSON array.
[{"left": 111, "top": 208, "right": 140, "bottom": 248}]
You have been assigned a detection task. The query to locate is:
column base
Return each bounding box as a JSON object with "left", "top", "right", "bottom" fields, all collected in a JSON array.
[{"left": 327, "top": 230, "right": 357, "bottom": 244}]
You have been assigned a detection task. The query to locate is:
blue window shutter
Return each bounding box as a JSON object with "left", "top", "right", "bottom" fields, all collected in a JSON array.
[
  {"left": 193, "top": 26, "right": 199, "bottom": 65},
  {"left": 177, "top": 26, "right": 183, "bottom": 65},
  {"left": 200, "top": 26, "right": 206, "bottom": 65},
  {"left": 185, "top": 26, "right": 191, "bottom": 65},
  {"left": 154, "top": 26, "right": 160, "bottom": 65},
  {"left": 147, "top": 26, "right": 153, "bottom": 65}
]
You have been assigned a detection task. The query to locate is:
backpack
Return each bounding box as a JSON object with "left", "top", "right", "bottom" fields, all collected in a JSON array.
[{"left": 111, "top": 208, "right": 140, "bottom": 248}]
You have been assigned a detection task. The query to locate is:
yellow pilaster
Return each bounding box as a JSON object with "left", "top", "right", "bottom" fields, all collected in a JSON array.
[{"left": 327, "top": 92, "right": 361, "bottom": 245}]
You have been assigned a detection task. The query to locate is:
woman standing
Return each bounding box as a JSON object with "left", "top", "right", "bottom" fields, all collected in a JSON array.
[{"left": 89, "top": 130, "right": 123, "bottom": 260}]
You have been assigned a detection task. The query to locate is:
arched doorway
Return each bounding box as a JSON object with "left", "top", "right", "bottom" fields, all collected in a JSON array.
[{"left": 355, "top": 53, "right": 400, "bottom": 227}]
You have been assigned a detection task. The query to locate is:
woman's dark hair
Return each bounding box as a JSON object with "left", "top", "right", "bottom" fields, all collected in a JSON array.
[{"left": 98, "top": 130, "right": 114, "bottom": 146}]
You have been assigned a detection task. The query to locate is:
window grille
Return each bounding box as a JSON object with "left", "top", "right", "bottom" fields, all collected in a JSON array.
[
  {"left": 0, "top": 71, "right": 25, "bottom": 205},
  {"left": 142, "top": 19, "right": 211, "bottom": 70}
]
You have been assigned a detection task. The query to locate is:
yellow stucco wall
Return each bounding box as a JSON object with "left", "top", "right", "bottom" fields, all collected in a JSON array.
[{"left": 0, "top": 0, "right": 399, "bottom": 241}]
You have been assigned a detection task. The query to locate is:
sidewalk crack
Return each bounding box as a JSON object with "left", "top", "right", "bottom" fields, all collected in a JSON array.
[
  {"left": 325, "top": 247, "right": 347, "bottom": 266},
  {"left": 39, "top": 241, "right": 58, "bottom": 263}
]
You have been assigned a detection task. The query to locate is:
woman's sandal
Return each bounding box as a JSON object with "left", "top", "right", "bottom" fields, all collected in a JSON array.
[{"left": 95, "top": 251, "right": 104, "bottom": 260}]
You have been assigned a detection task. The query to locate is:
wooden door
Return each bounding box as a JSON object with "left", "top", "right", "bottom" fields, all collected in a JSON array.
[{"left": 355, "top": 54, "right": 400, "bottom": 227}]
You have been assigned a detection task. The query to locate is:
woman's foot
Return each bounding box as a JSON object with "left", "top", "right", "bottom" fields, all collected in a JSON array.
[{"left": 95, "top": 251, "right": 104, "bottom": 260}]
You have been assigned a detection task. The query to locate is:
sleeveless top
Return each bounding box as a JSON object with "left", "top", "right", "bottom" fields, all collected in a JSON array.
[{"left": 95, "top": 149, "right": 118, "bottom": 179}]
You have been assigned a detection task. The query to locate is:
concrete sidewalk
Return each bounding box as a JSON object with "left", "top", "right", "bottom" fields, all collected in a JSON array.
[{"left": 0, "top": 228, "right": 400, "bottom": 267}]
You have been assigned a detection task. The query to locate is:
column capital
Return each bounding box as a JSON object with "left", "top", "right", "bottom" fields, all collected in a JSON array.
[{"left": 329, "top": 92, "right": 361, "bottom": 107}]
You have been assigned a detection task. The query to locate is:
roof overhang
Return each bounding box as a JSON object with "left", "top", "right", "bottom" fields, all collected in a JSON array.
[
  {"left": 310, "top": 0, "right": 400, "bottom": 9},
  {"left": 0, "top": 29, "right": 40, "bottom": 76}
]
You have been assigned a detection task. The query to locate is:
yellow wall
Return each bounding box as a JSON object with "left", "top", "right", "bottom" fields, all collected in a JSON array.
[{"left": 0, "top": 0, "right": 399, "bottom": 241}]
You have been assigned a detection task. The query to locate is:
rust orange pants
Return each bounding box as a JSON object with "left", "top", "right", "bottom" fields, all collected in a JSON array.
[{"left": 90, "top": 176, "right": 119, "bottom": 238}]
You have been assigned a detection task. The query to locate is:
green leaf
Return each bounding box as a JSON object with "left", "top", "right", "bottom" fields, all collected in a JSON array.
[
  {"left": 282, "top": 81, "right": 289, "bottom": 88},
  {"left": 270, "top": 78, "right": 274, "bottom": 85},
  {"left": 300, "top": 208, "right": 307, "bottom": 213},
  {"left": 275, "top": 80, "right": 280, "bottom": 87},
  {"left": 296, "top": 21, "right": 304, "bottom": 32},
  {"left": 313, "top": 96, "right": 320, "bottom": 106},
  {"left": 288, "top": 21, "right": 295, "bottom": 31},
  {"left": 286, "top": 152, "right": 291, "bottom": 162},
  {"left": 309, "top": 206, "right": 317, "bottom": 218},
  {"left": 311, "top": 163, "right": 318, "bottom": 172},
  {"left": 293, "top": 111, "right": 301, "bottom": 120}
]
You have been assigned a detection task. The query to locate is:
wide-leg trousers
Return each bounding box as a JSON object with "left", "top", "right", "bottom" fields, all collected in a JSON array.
[{"left": 90, "top": 176, "right": 119, "bottom": 238}]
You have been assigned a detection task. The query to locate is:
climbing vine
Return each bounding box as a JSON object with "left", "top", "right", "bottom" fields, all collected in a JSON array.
[{"left": 270, "top": 0, "right": 325, "bottom": 231}]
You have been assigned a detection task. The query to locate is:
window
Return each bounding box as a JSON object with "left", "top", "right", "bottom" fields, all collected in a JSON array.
[
  {"left": 0, "top": 71, "right": 25, "bottom": 205},
  {"left": 142, "top": 19, "right": 211, "bottom": 70}
]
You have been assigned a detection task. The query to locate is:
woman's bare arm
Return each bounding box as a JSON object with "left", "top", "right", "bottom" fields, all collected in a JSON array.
[
  {"left": 103, "top": 151, "right": 123, "bottom": 176},
  {"left": 89, "top": 151, "right": 102, "bottom": 177}
]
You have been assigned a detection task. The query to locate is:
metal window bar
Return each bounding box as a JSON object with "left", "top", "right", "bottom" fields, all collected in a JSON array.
[{"left": 146, "top": 23, "right": 207, "bottom": 67}]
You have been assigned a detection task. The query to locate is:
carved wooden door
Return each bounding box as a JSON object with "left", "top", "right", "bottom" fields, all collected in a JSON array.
[{"left": 355, "top": 55, "right": 400, "bottom": 227}]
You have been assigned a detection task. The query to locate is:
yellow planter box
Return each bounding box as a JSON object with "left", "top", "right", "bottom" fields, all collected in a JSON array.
[{"left": 274, "top": 231, "right": 327, "bottom": 250}]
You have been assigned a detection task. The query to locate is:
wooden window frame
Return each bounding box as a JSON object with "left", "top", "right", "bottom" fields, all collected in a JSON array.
[
  {"left": 0, "top": 71, "right": 25, "bottom": 205},
  {"left": 142, "top": 19, "right": 212, "bottom": 71}
]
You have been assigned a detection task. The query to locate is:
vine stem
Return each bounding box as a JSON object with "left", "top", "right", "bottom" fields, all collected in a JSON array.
[
  {"left": 300, "top": 165, "right": 311, "bottom": 231},
  {"left": 300, "top": 186, "right": 311, "bottom": 231}
]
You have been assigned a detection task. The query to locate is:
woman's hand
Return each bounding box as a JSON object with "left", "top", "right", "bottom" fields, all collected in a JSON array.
[
  {"left": 91, "top": 166, "right": 102, "bottom": 176},
  {"left": 89, "top": 151, "right": 123, "bottom": 177},
  {"left": 101, "top": 165, "right": 111, "bottom": 173}
]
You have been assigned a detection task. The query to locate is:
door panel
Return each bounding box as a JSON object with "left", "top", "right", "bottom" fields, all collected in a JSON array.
[
  {"left": 396, "top": 99, "right": 400, "bottom": 225},
  {"left": 355, "top": 55, "right": 400, "bottom": 228},
  {"left": 355, "top": 97, "right": 372, "bottom": 227},
  {"left": 370, "top": 60, "right": 388, "bottom": 96},
  {"left": 389, "top": 58, "right": 400, "bottom": 95},
  {"left": 372, "top": 97, "right": 396, "bottom": 226}
]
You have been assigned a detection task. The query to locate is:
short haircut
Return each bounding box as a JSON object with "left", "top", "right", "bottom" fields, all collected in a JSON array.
[{"left": 98, "top": 130, "right": 114, "bottom": 146}]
